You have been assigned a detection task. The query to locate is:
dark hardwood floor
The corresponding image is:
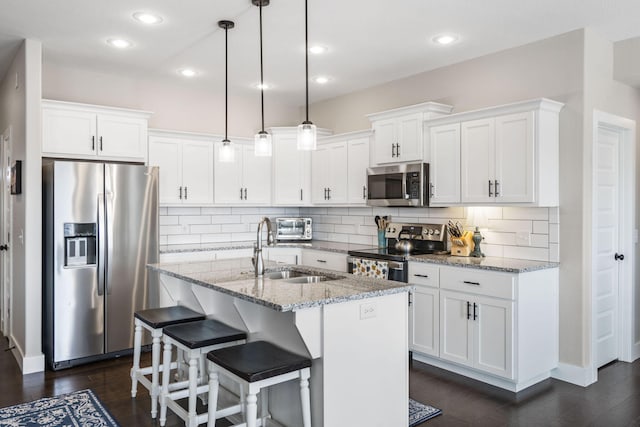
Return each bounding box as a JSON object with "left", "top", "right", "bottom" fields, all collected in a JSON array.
[{"left": 2, "top": 333, "right": 640, "bottom": 426}]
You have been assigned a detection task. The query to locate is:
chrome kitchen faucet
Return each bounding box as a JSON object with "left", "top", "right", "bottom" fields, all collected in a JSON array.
[{"left": 253, "top": 217, "right": 274, "bottom": 276}]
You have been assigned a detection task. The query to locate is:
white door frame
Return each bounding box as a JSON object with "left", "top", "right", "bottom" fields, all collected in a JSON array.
[
  {"left": 0, "top": 127, "right": 11, "bottom": 338},
  {"left": 590, "top": 110, "right": 637, "bottom": 383}
]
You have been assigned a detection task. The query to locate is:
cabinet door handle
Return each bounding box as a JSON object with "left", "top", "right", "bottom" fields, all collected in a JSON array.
[
  {"left": 240, "top": 188, "right": 243, "bottom": 200},
  {"left": 466, "top": 301, "right": 471, "bottom": 320},
  {"left": 99, "top": 136, "right": 103, "bottom": 151},
  {"left": 300, "top": 188, "right": 303, "bottom": 201},
  {"left": 391, "top": 143, "right": 396, "bottom": 157},
  {"left": 327, "top": 188, "right": 331, "bottom": 200},
  {"left": 363, "top": 185, "right": 367, "bottom": 200},
  {"left": 413, "top": 274, "right": 429, "bottom": 278},
  {"left": 494, "top": 180, "right": 500, "bottom": 197},
  {"left": 317, "top": 259, "right": 327, "bottom": 263},
  {"left": 396, "top": 143, "right": 400, "bottom": 157},
  {"left": 91, "top": 136, "right": 95, "bottom": 151},
  {"left": 473, "top": 303, "right": 478, "bottom": 320},
  {"left": 184, "top": 187, "right": 188, "bottom": 200},
  {"left": 408, "top": 292, "right": 413, "bottom": 306},
  {"left": 430, "top": 183, "right": 435, "bottom": 198},
  {"left": 244, "top": 188, "right": 247, "bottom": 200},
  {"left": 179, "top": 186, "right": 183, "bottom": 200},
  {"left": 488, "top": 180, "right": 493, "bottom": 197},
  {"left": 463, "top": 280, "right": 480, "bottom": 286}
]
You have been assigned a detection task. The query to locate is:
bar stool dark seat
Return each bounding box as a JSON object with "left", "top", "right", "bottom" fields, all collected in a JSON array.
[
  {"left": 207, "top": 340, "right": 312, "bottom": 427},
  {"left": 160, "top": 319, "right": 247, "bottom": 427},
  {"left": 130, "top": 306, "right": 206, "bottom": 419}
]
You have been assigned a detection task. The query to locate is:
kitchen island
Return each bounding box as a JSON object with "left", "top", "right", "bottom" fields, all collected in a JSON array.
[{"left": 148, "top": 257, "right": 412, "bottom": 427}]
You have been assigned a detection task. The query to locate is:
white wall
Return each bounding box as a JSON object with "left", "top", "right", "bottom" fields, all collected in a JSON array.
[
  {"left": 42, "top": 61, "right": 302, "bottom": 137},
  {"left": 0, "top": 39, "right": 43, "bottom": 373}
]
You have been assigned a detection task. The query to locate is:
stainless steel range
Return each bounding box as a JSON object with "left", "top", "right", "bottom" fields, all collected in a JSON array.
[{"left": 347, "top": 222, "right": 448, "bottom": 282}]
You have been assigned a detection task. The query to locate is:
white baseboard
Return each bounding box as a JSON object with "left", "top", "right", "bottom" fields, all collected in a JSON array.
[
  {"left": 632, "top": 340, "right": 640, "bottom": 362},
  {"left": 9, "top": 334, "right": 45, "bottom": 374},
  {"left": 551, "top": 362, "right": 595, "bottom": 387}
]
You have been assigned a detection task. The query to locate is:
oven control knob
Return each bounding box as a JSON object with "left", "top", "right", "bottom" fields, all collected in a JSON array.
[
  {"left": 428, "top": 229, "right": 435, "bottom": 235},
  {"left": 434, "top": 229, "right": 440, "bottom": 235}
]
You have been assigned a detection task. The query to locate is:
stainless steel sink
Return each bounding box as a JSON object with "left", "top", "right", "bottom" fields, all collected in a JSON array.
[{"left": 262, "top": 269, "right": 342, "bottom": 283}]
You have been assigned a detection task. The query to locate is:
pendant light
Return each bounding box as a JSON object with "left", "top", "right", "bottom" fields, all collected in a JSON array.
[
  {"left": 253, "top": 0, "right": 272, "bottom": 156},
  {"left": 297, "top": 0, "right": 317, "bottom": 150},
  {"left": 218, "top": 20, "right": 235, "bottom": 163}
]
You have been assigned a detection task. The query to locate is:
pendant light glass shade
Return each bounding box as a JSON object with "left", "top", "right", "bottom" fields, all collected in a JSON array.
[
  {"left": 218, "top": 20, "right": 235, "bottom": 163},
  {"left": 219, "top": 139, "right": 235, "bottom": 162},
  {"left": 297, "top": 121, "right": 317, "bottom": 150},
  {"left": 297, "top": 0, "right": 316, "bottom": 151},
  {"left": 254, "top": 130, "right": 272, "bottom": 156},
  {"left": 254, "top": 0, "right": 272, "bottom": 157}
]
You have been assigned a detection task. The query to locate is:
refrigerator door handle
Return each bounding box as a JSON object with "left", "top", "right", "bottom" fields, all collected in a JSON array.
[
  {"left": 105, "top": 192, "right": 115, "bottom": 295},
  {"left": 97, "top": 193, "right": 105, "bottom": 296}
]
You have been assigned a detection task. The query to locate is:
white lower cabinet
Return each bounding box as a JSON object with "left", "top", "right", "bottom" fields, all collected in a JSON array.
[
  {"left": 440, "top": 289, "right": 513, "bottom": 379},
  {"left": 408, "top": 263, "right": 440, "bottom": 357},
  {"left": 265, "top": 247, "right": 301, "bottom": 264},
  {"left": 300, "top": 249, "right": 347, "bottom": 272},
  {"left": 409, "top": 262, "right": 558, "bottom": 392}
]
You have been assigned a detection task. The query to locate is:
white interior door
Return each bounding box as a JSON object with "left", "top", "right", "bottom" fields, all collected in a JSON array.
[{"left": 594, "top": 125, "right": 621, "bottom": 368}]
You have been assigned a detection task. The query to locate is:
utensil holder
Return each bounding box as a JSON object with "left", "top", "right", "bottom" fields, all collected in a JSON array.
[
  {"left": 377, "top": 230, "right": 386, "bottom": 248},
  {"left": 450, "top": 231, "right": 474, "bottom": 257}
]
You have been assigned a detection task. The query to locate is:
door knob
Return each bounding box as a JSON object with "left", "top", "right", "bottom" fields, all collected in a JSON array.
[
  {"left": 615, "top": 253, "right": 625, "bottom": 261},
  {"left": 0, "top": 244, "right": 8, "bottom": 251}
]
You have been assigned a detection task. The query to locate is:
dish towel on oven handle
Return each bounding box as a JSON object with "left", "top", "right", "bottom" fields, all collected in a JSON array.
[{"left": 352, "top": 258, "right": 389, "bottom": 279}]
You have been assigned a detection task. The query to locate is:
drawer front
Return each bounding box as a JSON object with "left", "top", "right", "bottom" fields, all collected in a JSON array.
[
  {"left": 408, "top": 263, "right": 439, "bottom": 288},
  {"left": 440, "top": 267, "right": 515, "bottom": 300},
  {"left": 301, "top": 250, "right": 347, "bottom": 272}
]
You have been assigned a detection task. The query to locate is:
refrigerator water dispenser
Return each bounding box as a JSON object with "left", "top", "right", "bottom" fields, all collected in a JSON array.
[{"left": 64, "top": 223, "right": 96, "bottom": 266}]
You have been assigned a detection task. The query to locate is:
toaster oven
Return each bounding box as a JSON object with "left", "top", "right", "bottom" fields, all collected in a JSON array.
[{"left": 275, "top": 217, "right": 312, "bottom": 241}]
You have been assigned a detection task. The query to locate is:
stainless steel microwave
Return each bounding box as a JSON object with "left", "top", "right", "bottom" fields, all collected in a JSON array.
[
  {"left": 366, "top": 163, "right": 429, "bottom": 207},
  {"left": 275, "top": 217, "right": 312, "bottom": 241}
]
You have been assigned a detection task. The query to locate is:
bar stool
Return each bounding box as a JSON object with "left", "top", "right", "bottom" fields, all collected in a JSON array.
[
  {"left": 207, "top": 340, "right": 312, "bottom": 427},
  {"left": 131, "top": 306, "right": 206, "bottom": 419},
  {"left": 160, "top": 319, "right": 247, "bottom": 427}
]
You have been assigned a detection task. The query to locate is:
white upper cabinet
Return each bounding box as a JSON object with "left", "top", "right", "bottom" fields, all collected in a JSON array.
[
  {"left": 367, "top": 102, "right": 453, "bottom": 166},
  {"left": 313, "top": 131, "right": 371, "bottom": 206},
  {"left": 425, "top": 98, "right": 563, "bottom": 207},
  {"left": 214, "top": 141, "right": 272, "bottom": 205},
  {"left": 42, "top": 99, "right": 151, "bottom": 162},
  {"left": 271, "top": 128, "right": 312, "bottom": 206},
  {"left": 347, "top": 136, "right": 370, "bottom": 204},
  {"left": 148, "top": 130, "right": 214, "bottom": 205},
  {"left": 427, "top": 123, "right": 461, "bottom": 206}
]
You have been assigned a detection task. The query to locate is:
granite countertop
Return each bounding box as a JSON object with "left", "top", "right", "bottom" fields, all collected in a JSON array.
[
  {"left": 160, "top": 240, "right": 558, "bottom": 273},
  {"left": 407, "top": 254, "right": 559, "bottom": 273},
  {"left": 148, "top": 257, "right": 411, "bottom": 312}
]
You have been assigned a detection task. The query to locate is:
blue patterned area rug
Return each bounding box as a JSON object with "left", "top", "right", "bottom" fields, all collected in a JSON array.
[
  {"left": 409, "top": 398, "right": 442, "bottom": 426},
  {"left": 0, "top": 389, "right": 119, "bottom": 426}
]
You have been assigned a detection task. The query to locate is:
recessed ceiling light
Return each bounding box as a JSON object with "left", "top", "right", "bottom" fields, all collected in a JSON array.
[
  {"left": 255, "top": 83, "right": 271, "bottom": 90},
  {"left": 312, "top": 76, "right": 330, "bottom": 84},
  {"left": 179, "top": 68, "right": 197, "bottom": 77},
  {"left": 107, "top": 38, "right": 132, "bottom": 49},
  {"left": 309, "top": 45, "right": 328, "bottom": 54},
  {"left": 133, "top": 12, "right": 163, "bottom": 25},
  {"left": 432, "top": 34, "right": 459, "bottom": 45}
]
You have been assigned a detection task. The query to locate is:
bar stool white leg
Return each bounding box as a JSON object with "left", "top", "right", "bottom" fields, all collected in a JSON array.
[
  {"left": 300, "top": 368, "right": 311, "bottom": 427},
  {"left": 246, "top": 389, "right": 258, "bottom": 427},
  {"left": 159, "top": 340, "right": 173, "bottom": 427},
  {"left": 130, "top": 319, "right": 142, "bottom": 397},
  {"left": 150, "top": 328, "right": 163, "bottom": 419},
  {"left": 260, "top": 387, "right": 269, "bottom": 425},
  {"left": 187, "top": 352, "right": 199, "bottom": 427},
  {"left": 207, "top": 365, "right": 219, "bottom": 427}
]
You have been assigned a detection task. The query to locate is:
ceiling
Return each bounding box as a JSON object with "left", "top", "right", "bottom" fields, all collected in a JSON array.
[{"left": 1, "top": 0, "right": 640, "bottom": 107}]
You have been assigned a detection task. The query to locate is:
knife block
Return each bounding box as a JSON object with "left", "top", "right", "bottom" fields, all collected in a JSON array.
[{"left": 450, "top": 231, "right": 474, "bottom": 256}]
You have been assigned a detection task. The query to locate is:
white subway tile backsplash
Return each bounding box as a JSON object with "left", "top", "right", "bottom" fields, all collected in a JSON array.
[
  {"left": 231, "top": 232, "right": 256, "bottom": 241},
  {"left": 487, "top": 219, "right": 532, "bottom": 233},
  {"left": 179, "top": 215, "right": 211, "bottom": 225},
  {"left": 549, "top": 223, "right": 559, "bottom": 243},
  {"left": 159, "top": 207, "right": 168, "bottom": 215},
  {"left": 159, "top": 204, "right": 558, "bottom": 264},
  {"left": 532, "top": 221, "right": 549, "bottom": 234},
  {"left": 166, "top": 207, "right": 201, "bottom": 216}
]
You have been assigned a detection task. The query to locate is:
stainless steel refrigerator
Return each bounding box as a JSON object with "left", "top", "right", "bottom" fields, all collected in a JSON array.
[{"left": 43, "top": 160, "right": 159, "bottom": 370}]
